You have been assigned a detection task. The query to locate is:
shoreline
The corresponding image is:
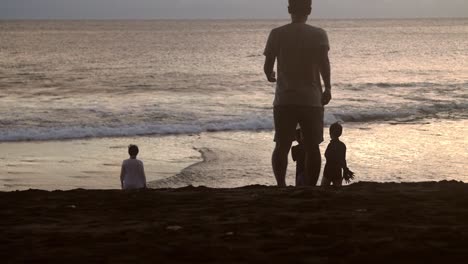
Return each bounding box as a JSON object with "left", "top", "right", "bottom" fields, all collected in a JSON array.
[
  {"left": 2, "top": 121, "right": 467, "bottom": 191},
  {"left": 149, "top": 147, "right": 213, "bottom": 189},
  {"left": 2, "top": 181, "right": 468, "bottom": 263},
  {"left": 0, "top": 135, "right": 202, "bottom": 191}
]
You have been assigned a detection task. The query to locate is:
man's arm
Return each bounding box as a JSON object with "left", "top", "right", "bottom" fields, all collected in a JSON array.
[
  {"left": 264, "top": 55, "right": 277, "bottom": 83},
  {"left": 263, "top": 29, "right": 278, "bottom": 83},
  {"left": 319, "top": 46, "right": 332, "bottom": 106}
]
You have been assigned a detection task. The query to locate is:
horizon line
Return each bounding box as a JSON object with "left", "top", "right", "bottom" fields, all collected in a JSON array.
[{"left": 1, "top": 16, "right": 467, "bottom": 21}]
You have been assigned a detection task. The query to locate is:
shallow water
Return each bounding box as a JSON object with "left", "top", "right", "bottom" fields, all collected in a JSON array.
[
  {"left": 151, "top": 120, "right": 468, "bottom": 188},
  {"left": 0, "top": 136, "right": 200, "bottom": 190}
]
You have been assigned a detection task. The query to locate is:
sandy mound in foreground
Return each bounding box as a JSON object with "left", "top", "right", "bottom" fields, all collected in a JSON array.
[{"left": 2, "top": 181, "right": 468, "bottom": 263}]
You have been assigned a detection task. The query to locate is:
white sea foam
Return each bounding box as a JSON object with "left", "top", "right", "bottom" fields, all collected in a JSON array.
[
  {"left": 0, "top": 117, "right": 275, "bottom": 142},
  {"left": 1, "top": 101, "right": 466, "bottom": 142},
  {"left": 0, "top": 124, "right": 203, "bottom": 142}
]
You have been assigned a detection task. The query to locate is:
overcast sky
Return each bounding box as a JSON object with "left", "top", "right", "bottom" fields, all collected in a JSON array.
[{"left": 1, "top": 0, "right": 467, "bottom": 19}]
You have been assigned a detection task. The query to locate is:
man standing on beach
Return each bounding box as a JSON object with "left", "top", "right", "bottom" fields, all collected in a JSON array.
[{"left": 264, "top": 0, "right": 332, "bottom": 186}]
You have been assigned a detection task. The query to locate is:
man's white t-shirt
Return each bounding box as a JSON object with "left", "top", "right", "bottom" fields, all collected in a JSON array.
[
  {"left": 121, "top": 159, "right": 146, "bottom": 190},
  {"left": 264, "top": 23, "right": 329, "bottom": 107}
]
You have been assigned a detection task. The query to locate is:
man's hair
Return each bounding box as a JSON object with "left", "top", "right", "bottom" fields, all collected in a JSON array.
[
  {"left": 330, "top": 122, "right": 343, "bottom": 139},
  {"left": 128, "top": 144, "right": 139, "bottom": 157},
  {"left": 288, "top": 0, "right": 312, "bottom": 16}
]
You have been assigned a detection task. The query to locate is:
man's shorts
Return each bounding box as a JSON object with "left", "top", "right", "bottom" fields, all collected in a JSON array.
[{"left": 274, "top": 105, "right": 324, "bottom": 145}]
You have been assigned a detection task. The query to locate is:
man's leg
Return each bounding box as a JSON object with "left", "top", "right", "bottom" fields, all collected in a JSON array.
[
  {"left": 299, "top": 107, "right": 324, "bottom": 187},
  {"left": 272, "top": 140, "right": 293, "bottom": 187},
  {"left": 272, "top": 106, "right": 297, "bottom": 187},
  {"left": 304, "top": 144, "right": 321, "bottom": 186}
]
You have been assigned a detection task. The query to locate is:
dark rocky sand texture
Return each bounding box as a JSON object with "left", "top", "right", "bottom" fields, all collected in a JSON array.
[{"left": 2, "top": 182, "right": 468, "bottom": 263}]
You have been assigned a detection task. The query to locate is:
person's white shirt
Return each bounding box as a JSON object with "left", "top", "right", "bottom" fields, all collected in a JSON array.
[{"left": 120, "top": 158, "right": 147, "bottom": 190}]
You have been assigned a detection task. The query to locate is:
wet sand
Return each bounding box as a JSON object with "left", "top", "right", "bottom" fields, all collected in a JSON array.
[
  {"left": 2, "top": 181, "right": 468, "bottom": 263},
  {"left": 0, "top": 135, "right": 200, "bottom": 191}
]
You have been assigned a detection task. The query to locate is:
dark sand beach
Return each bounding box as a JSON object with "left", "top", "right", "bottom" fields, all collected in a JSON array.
[{"left": 2, "top": 182, "right": 468, "bottom": 263}]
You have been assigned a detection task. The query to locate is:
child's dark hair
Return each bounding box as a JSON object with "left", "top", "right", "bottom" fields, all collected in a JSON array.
[
  {"left": 128, "top": 144, "right": 139, "bottom": 157},
  {"left": 330, "top": 122, "right": 343, "bottom": 139}
]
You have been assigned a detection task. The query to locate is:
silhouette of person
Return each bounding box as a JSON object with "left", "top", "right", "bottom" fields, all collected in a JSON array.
[
  {"left": 322, "top": 123, "right": 355, "bottom": 186},
  {"left": 291, "top": 128, "right": 306, "bottom": 186},
  {"left": 120, "top": 145, "right": 147, "bottom": 190},
  {"left": 264, "top": 0, "right": 332, "bottom": 186}
]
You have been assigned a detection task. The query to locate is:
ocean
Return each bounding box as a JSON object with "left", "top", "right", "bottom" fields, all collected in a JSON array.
[{"left": 0, "top": 19, "right": 467, "bottom": 190}]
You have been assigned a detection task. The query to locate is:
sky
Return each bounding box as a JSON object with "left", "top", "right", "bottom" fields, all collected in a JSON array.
[{"left": 1, "top": 0, "right": 467, "bottom": 19}]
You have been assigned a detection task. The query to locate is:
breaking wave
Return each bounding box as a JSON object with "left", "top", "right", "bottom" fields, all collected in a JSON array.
[{"left": 1, "top": 101, "right": 466, "bottom": 142}]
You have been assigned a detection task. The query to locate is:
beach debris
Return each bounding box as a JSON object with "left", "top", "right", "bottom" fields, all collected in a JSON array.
[
  {"left": 225, "top": 232, "right": 235, "bottom": 236},
  {"left": 166, "top": 225, "right": 183, "bottom": 231},
  {"left": 355, "top": 209, "right": 367, "bottom": 213},
  {"left": 66, "top": 205, "right": 77, "bottom": 209}
]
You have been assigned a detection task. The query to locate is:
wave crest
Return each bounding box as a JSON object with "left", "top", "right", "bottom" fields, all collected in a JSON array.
[{"left": 1, "top": 102, "right": 465, "bottom": 142}]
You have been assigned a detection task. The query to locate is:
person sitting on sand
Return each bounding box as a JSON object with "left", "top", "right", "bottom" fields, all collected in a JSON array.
[
  {"left": 291, "top": 128, "right": 306, "bottom": 186},
  {"left": 120, "top": 145, "right": 147, "bottom": 190},
  {"left": 322, "top": 123, "right": 354, "bottom": 186}
]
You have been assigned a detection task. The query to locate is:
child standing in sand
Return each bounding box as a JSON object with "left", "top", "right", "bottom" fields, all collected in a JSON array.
[
  {"left": 322, "top": 123, "right": 354, "bottom": 186},
  {"left": 120, "top": 145, "right": 147, "bottom": 190},
  {"left": 291, "top": 128, "right": 306, "bottom": 186}
]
